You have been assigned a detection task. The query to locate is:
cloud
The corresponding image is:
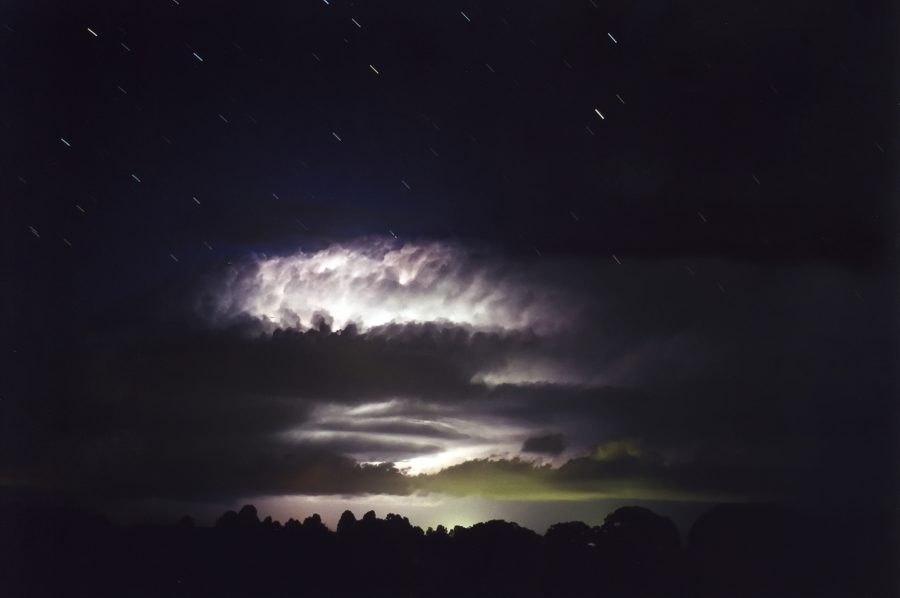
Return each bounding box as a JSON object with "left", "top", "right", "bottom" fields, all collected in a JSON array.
[
  {"left": 522, "top": 433, "right": 567, "bottom": 455},
  {"left": 591, "top": 439, "right": 642, "bottom": 462},
  {"left": 313, "top": 418, "right": 473, "bottom": 441},
  {"left": 409, "top": 453, "right": 698, "bottom": 502},
  {"left": 3, "top": 238, "right": 896, "bottom": 512},
  {"left": 209, "top": 238, "right": 578, "bottom": 333},
  {"left": 411, "top": 446, "right": 801, "bottom": 503}
]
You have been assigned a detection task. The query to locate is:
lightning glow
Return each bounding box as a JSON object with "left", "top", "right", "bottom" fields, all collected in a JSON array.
[
  {"left": 285, "top": 399, "right": 533, "bottom": 476},
  {"left": 214, "top": 239, "right": 568, "bottom": 332}
]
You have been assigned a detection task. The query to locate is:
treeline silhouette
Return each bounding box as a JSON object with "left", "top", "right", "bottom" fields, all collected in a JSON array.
[{"left": 1, "top": 502, "right": 896, "bottom": 597}]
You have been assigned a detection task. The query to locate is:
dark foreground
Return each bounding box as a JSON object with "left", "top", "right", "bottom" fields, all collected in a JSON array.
[{"left": 1, "top": 503, "right": 896, "bottom": 597}]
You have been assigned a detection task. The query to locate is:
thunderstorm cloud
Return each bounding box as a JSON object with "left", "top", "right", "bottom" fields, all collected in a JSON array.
[
  {"left": 4, "top": 238, "right": 895, "bottom": 522},
  {"left": 210, "top": 239, "right": 577, "bottom": 333}
]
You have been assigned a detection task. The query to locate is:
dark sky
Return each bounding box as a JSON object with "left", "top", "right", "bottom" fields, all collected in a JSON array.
[{"left": 2, "top": 0, "right": 898, "bottom": 530}]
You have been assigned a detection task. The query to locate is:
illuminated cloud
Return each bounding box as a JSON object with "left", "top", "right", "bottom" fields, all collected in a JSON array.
[
  {"left": 471, "top": 357, "right": 606, "bottom": 387},
  {"left": 286, "top": 400, "right": 533, "bottom": 476},
  {"left": 410, "top": 451, "right": 755, "bottom": 503},
  {"left": 211, "top": 238, "right": 573, "bottom": 332}
]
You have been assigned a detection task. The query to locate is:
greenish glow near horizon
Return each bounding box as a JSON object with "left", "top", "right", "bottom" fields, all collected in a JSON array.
[
  {"left": 413, "top": 468, "right": 732, "bottom": 503},
  {"left": 242, "top": 493, "right": 718, "bottom": 536}
]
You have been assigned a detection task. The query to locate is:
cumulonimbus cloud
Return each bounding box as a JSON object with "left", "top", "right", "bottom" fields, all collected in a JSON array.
[{"left": 208, "top": 238, "right": 574, "bottom": 333}]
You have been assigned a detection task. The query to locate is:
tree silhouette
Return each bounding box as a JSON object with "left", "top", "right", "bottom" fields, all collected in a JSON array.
[
  {"left": 337, "top": 509, "right": 358, "bottom": 535},
  {"left": 0, "top": 501, "right": 895, "bottom": 597}
]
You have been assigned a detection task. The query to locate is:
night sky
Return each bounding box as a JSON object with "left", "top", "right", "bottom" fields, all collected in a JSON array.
[{"left": 2, "top": 0, "right": 898, "bottom": 531}]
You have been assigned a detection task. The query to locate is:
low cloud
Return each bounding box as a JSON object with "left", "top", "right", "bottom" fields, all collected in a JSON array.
[
  {"left": 411, "top": 447, "right": 803, "bottom": 503},
  {"left": 522, "top": 433, "right": 567, "bottom": 455}
]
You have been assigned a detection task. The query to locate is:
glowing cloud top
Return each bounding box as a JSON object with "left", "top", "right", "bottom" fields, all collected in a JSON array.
[{"left": 213, "top": 239, "right": 567, "bottom": 332}]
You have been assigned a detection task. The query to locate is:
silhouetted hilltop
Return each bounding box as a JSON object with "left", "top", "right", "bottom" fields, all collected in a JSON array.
[{"left": 0, "top": 501, "right": 896, "bottom": 597}]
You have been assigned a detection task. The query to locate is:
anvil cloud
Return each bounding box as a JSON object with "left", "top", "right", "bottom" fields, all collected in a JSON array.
[{"left": 212, "top": 239, "right": 575, "bottom": 333}]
